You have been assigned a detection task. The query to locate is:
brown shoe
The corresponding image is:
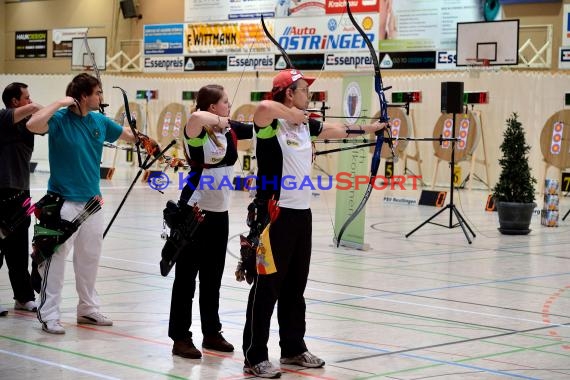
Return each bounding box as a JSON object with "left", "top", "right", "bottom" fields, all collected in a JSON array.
[
  {"left": 202, "top": 332, "right": 234, "bottom": 352},
  {"left": 172, "top": 337, "right": 202, "bottom": 359}
]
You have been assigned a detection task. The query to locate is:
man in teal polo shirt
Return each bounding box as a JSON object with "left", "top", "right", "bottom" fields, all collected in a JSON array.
[{"left": 27, "top": 73, "right": 137, "bottom": 334}]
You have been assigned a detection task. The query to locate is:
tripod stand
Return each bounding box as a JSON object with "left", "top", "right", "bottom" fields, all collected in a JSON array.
[{"left": 406, "top": 113, "right": 476, "bottom": 244}]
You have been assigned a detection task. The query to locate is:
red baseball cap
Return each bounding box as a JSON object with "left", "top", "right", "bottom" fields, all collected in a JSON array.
[{"left": 272, "top": 69, "right": 315, "bottom": 92}]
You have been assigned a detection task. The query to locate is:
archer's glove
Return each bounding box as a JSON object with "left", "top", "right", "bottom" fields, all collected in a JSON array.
[{"left": 236, "top": 234, "right": 257, "bottom": 284}]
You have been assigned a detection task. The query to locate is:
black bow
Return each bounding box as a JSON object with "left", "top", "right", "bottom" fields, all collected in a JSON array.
[{"left": 336, "top": 1, "right": 393, "bottom": 246}]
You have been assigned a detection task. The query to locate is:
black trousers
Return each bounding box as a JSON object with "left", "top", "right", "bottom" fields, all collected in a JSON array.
[
  {"left": 243, "top": 208, "right": 312, "bottom": 366},
  {"left": 168, "top": 210, "right": 229, "bottom": 341},
  {"left": 0, "top": 189, "right": 35, "bottom": 303}
]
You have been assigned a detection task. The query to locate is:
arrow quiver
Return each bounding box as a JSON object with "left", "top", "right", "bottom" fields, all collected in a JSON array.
[
  {"left": 160, "top": 200, "right": 204, "bottom": 276},
  {"left": 235, "top": 198, "right": 269, "bottom": 284},
  {"left": 31, "top": 193, "right": 76, "bottom": 265},
  {"left": 31, "top": 193, "right": 102, "bottom": 265},
  {"left": 0, "top": 191, "right": 32, "bottom": 240}
]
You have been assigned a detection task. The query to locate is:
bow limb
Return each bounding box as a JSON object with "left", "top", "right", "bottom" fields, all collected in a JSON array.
[
  {"left": 112, "top": 86, "right": 146, "bottom": 167},
  {"left": 345, "top": 2, "right": 397, "bottom": 159},
  {"left": 336, "top": 1, "right": 389, "bottom": 247},
  {"left": 113, "top": 86, "right": 138, "bottom": 137},
  {"left": 345, "top": 3, "right": 387, "bottom": 123},
  {"left": 261, "top": 15, "right": 294, "bottom": 69},
  {"left": 113, "top": 86, "right": 164, "bottom": 162}
]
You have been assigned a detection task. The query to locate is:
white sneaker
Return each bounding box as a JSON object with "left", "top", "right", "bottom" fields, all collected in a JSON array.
[
  {"left": 280, "top": 351, "right": 325, "bottom": 368},
  {"left": 244, "top": 360, "right": 281, "bottom": 378},
  {"left": 77, "top": 312, "right": 113, "bottom": 326},
  {"left": 15, "top": 300, "right": 38, "bottom": 312},
  {"left": 0, "top": 304, "right": 7, "bottom": 316},
  {"left": 42, "top": 320, "right": 65, "bottom": 334}
]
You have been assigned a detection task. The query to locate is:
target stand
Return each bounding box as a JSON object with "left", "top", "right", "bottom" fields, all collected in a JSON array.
[{"left": 539, "top": 109, "right": 570, "bottom": 221}]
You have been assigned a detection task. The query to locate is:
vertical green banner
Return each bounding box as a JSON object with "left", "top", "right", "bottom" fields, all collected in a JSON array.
[{"left": 334, "top": 75, "right": 372, "bottom": 249}]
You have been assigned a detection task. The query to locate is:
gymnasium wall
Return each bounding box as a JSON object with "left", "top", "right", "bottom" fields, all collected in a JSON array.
[{"left": 1, "top": 69, "right": 566, "bottom": 190}]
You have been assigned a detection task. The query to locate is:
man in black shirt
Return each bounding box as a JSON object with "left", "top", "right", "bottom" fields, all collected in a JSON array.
[{"left": 0, "top": 82, "right": 42, "bottom": 316}]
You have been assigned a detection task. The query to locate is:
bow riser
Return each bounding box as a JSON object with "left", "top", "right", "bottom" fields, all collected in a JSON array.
[{"left": 370, "top": 135, "right": 384, "bottom": 175}]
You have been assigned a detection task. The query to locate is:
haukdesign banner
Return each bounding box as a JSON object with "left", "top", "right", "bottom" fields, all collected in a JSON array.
[{"left": 15, "top": 30, "right": 47, "bottom": 58}]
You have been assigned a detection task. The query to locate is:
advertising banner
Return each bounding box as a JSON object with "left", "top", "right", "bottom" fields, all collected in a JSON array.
[
  {"left": 184, "top": 20, "right": 273, "bottom": 54},
  {"left": 144, "top": 24, "right": 185, "bottom": 55},
  {"left": 326, "top": 0, "right": 379, "bottom": 14},
  {"left": 379, "top": 51, "right": 437, "bottom": 70},
  {"left": 149, "top": 1, "right": 495, "bottom": 71},
  {"left": 227, "top": 54, "right": 275, "bottom": 72},
  {"left": 184, "top": 56, "right": 228, "bottom": 71},
  {"left": 52, "top": 28, "right": 87, "bottom": 58},
  {"left": 15, "top": 30, "right": 47, "bottom": 58},
  {"left": 184, "top": 0, "right": 378, "bottom": 21},
  {"left": 379, "top": 0, "right": 489, "bottom": 52},
  {"left": 143, "top": 56, "right": 185, "bottom": 72},
  {"left": 324, "top": 52, "right": 374, "bottom": 71},
  {"left": 334, "top": 75, "right": 373, "bottom": 248},
  {"left": 560, "top": 48, "right": 570, "bottom": 70},
  {"left": 273, "top": 13, "right": 379, "bottom": 53}
]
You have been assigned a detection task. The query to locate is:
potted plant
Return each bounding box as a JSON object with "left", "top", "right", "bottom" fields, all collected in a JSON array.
[{"left": 492, "top": 112, "right": 537, "bottom": 235}]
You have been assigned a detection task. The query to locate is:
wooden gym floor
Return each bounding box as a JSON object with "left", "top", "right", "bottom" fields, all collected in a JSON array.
[{"left": 1, "top": 171, "right": 569, "bottom": 379}]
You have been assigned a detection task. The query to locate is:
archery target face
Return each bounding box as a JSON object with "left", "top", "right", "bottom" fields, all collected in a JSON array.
[
  {"left": 540, "top": 109, "right": 570, "bottom": 169},
  {"left": 432, "top": 111, "right": 481, "bottom": 163},
  {"left": 371, "top": 108, "right": 411, "bottom": 159},
  {"left": 157, "top": 103, "right": 188, "bottom": 153}
]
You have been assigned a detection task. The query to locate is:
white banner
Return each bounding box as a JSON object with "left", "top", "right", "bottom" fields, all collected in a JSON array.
[
  {"left": 436, "top": 50, "right": 457, "bottom": 70},
  {"left": 227, "top": 54, "right": 275, "bottom": 72},
  {"left": 324, "top": 52, "right": 374, "bottom": 71},
  {"left": 381, "top": 0, "right": 486, "bottom": 51},
  {"left": 52, "top": 28, "right": 88, "bottom": 58},
  {"left": 184, "top": 0, "right": 276, "bottom": 21},
  {"left": 52, "top": 28, "right": 87, "bottom": 44},
  {"left": 143, "top": 56, "right": 185, "bottom": 73},
  {"left": 559, "top": 48, "right": 570, "bottom": 70}
]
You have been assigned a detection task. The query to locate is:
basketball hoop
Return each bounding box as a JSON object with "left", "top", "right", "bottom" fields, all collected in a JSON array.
[{"left": 465, "top": 58, "right": 491, "bottom": 79}]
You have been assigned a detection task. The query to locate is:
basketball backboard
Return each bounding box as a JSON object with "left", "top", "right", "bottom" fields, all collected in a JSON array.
[
  {"left": 456, "top": 20, "right": 519, "bottom": 66},
  {"left": 71, "top": 37, "right": 106, "bottom": 70}
]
